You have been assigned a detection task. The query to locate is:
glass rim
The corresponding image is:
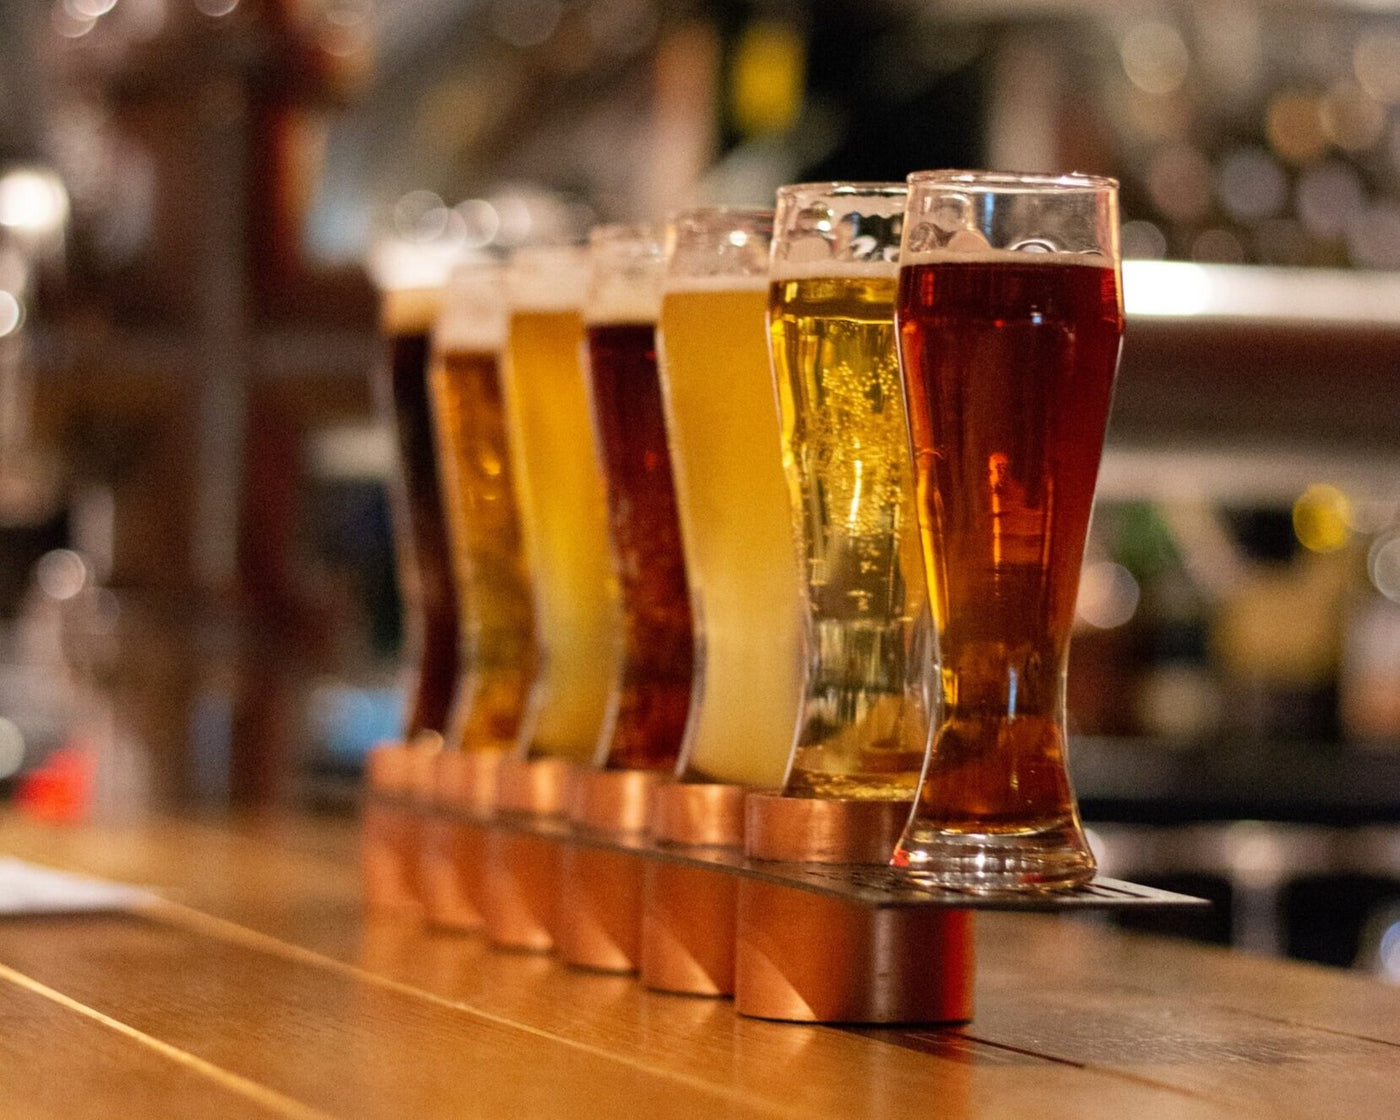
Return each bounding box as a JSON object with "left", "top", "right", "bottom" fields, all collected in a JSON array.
[
  {"left": 907, "top": 169, "right": 1119, "bottom": 193},
  {"left": 589, "top": 221, "right": 663, "bottom": 246},
  {"left": 668, "top": 205, "right": 774, "bottom": 226},
  {"left": 775, "top": 181, "right": 907, "bottom": 200}
]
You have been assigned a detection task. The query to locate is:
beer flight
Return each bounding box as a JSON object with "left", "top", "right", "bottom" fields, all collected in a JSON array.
[{"left": 366, "top": 172, "right": 1126, "bottom": 953}]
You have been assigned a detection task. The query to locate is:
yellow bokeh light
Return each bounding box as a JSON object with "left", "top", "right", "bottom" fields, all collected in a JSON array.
[
  {"left": 1293, "top": 483, "right": 1352, "bottom": 552},
  {"left": 730, "top": 20, "right": 805, "bottom": 137},
  {"left": 1266, "top": 92, "right": 1327, "bottom": 165}
]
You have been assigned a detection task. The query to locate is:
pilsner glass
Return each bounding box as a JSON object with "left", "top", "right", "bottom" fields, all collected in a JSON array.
[
  {"left": 768, "top": 182, "right": 930, "bottom": 800},
  {"left": 657, "top": 209, "right": 804, "bottom": 788},
  {"left": 892, "top": 170, "right": 1124, "bottom": 891},
  {"left": 584, "top": 225, "right": 694, "bottom": 771},
  {"left": 429, "top": 261, "right": 537, "bottom": 752},
  {"left": 501, "top": 246, "right": 622, "bottom": 762},
  {"left": 377, "top": 280, "right": 458, "bottom": 739}
]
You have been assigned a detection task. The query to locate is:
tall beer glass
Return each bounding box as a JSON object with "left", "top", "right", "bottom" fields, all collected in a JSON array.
[
  {"left": 584, "top": 225, "right": 693, "bottom": 771},
  {"left": 502, "top": 247, "right": 621, "bottom": 762},
  {"left": 429, "top": 261, "right": 537, "bottom": 752},
  {"left": 768, "top": 183, "right": 930, "bottom": 800},
  {"left": 657, "top": 209, "right": 804, "bottom": 788},
  {"left": 378, "top": 281, "right": 458, "bottom": 739},
  {"left": 892, "top": 171, "right": 1124, "bottom": 891}
]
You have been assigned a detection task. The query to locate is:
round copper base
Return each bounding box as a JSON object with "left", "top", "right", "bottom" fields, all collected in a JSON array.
[
  {"left": 569, "top": 768, "right": 662, "bottom": 835},
  {"left": 649, "top": 781, "right": 746, "bottom": 847},
  {"left": 435, "top": 749, "right": 504, "bottom": 815},
  {"left": 496, "top": 756, "right": 573, "bottom": 816},
  {"left": 734, "top": 880, "right": 975, "bottom": 1023},
  {"left": 361, "top": 740, "right": 421, "bottom": 914},
  {"left": 556, "top": 845, "right": 645, "bottom": 973},
  {"left": 639, "top": 782, "right": 746, "bottom": 996},
  {"left": 360, "top": 796, "right": 422, "bottom": 916},
  {"left": 744, "top": 792, "right": 911, "bottom": 864},
  {"left": 554, "top": 769, "right": 661, "bottom": 972},
  {"left": 421, "top": 816, "right": 483, "bottom": 932},
  {"left": 481, "top": 830, "right": 560, "bottom": 952},
  {"left": 640, "top": 860, "right": 738, "bottom": 996}
]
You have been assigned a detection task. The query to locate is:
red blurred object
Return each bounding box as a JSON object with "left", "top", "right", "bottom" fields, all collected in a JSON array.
[{"left": 18, "top": 741, "right": 96, "bottom": 824}]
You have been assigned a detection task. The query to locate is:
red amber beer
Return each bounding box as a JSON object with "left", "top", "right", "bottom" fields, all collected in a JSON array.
[
  {"left": 584, "top": 225, "right": 693, "bottom": 771},
  {"left": 892, "top": 171, "right": 1124, "bottom": 891}
]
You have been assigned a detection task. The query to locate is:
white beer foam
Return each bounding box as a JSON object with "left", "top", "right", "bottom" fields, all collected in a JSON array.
[
  {"left": 769, "top": 258, "right": 898, "bottom": 282},
  {"left": 661, "top": 273, "right": 770, "bottom": 295},
  {"left": 380, "top": 285, "right": 443, "bottom": 334},
  {"left": 585, "top": 287, "right": 661, "bottom": 326},
  {"left": 436, "top": 263, "right": 507, "bottom": 351},
  {"left": 505, "top": 245, "right": 589, "bottom": 311}
]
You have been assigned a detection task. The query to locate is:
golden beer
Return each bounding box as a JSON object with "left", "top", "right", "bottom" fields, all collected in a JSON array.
[
  {"left": 501, "top": 248, "right": 621, "bottom": 763},
  {"left": 429, "top": 262, "right": 537, "bottom": 751},
  {"left": 658, "top": 220, "right": 804, "bottom": 789},
  {"left": 769, "top": 267, "right": 929, "bottom": 799}
]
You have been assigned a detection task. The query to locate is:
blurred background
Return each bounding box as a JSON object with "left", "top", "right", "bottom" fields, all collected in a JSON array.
[{"left": 0, "top": 0, "right": 1398, "bottom": 974}]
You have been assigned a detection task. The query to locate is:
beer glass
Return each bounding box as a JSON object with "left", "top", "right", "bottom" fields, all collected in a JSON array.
[
  {"left": 892, "top": 171, "right": 1124, "bottom": 891},
  {"left": 583, "top": 225, "right": 693, "bottom": 771},
  {"left": 501, "top": 246, "right": 621, "bottom": 763},
  {"left": 429, "top": 261, "right": 537, "bottom": 752},
  {"left": 768, "top": 182, "right": 931, "bottom": 801},
  {"left": 657, "top": 209, "right": 804, "bottom": 788},
  {"left": 377, "top": 280, "right": 458, "bottom": 739}
]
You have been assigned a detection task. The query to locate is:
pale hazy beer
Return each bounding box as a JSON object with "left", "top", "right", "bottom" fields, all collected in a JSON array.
[
  {"left": 657, "top": 209, "right": 803, "bottom": 789},
  {"left": 501, "top": 247, "right": 621, "bottom": 763}
]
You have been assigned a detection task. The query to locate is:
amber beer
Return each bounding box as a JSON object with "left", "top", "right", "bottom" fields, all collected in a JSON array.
[
  {"left": 429, "top": 263, "right": 537, "bottom": 750},
  {"left": 893, "top": 171, "right": 1124, "bottom": 890},
  {"left": 657, "top": 210, "right": 804, "bottom": 789},
  {"left": 380, "top": 285, "right": 459, "bottom": 738},
  {"left": 501, "top": 247, "right": 621, "bottom": 763},
  {"left": 768, "top": 182, "right": 929, "bottom": 801},
  {"left": 584, "top": 227, "right": 693, "bottom": 771}
]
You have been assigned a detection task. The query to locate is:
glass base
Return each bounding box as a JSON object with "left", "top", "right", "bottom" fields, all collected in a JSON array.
[{"left": 892, "top": 818, "right": 1096, "bottom": 893}]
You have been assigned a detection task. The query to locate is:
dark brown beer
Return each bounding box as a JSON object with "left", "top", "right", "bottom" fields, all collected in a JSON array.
[
  {"left": 381, "top": 309, "right": 459, "bottom": 738},
  {"left": 430, "top": 347, "right": 537, "bottom": 750},
  {"left": 894, "top": 258, "right": 1123, "bottom": 834},
  {"left": 586, "top": 321, "right": 693, "bottom": 771}
]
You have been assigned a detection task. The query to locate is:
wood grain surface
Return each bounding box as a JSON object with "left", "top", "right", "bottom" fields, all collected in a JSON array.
[{"left": 0, "top": 810, "right": 1396, "bottom": 1119}]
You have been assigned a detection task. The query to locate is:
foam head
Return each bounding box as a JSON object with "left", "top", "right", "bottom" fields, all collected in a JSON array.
[
  {"left": 585, "top": 224, "right": 664, "bottom": 325},
  {"left": 504, "top": 245, "right": 589, "bottom": 312},
  {"left": 436, "top": 259, "right": 508, "bottom": 352}
]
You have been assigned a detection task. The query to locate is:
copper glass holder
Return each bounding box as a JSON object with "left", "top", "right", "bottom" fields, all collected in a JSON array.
[
  {"left": 480, "top": 756, "right": 572, "bottom": 951},
  {"left": 422, "top": 749, "right": 505, "bottom": 932},
  {"left": 554, "top": 768, "right": 662, "bottom": 973},
  {"left": 364, "top": 769, "right": 1206, "bottom": 1024},
  {"left": 640, "top": 781, "right": 748, "bottom": 997}
]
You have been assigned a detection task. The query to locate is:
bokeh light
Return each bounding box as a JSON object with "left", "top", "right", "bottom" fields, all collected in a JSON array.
[
  {"left": 36, "top": 550, "right": 88, "bottom": 602},
  {"left": 1145, "top": 142, "right": 1212, "bottom": 222},
  {"left": 1354, "top": 31, "right": 1400, "bottom": 104},
  {"left": 1191, "top": 228, "right": 1246, "bottom": 263},
  {"left": 0, "top": 291, "right": 23, "bottom": 338},
  {"left": 0, "top": 718, "right": 24, "bottom": 781},
  {"left": 0, "top": 168, "right": 70, "bottom": 236},
  {"left": 1266, "top": 91, "right": 1327, "bottom": 165},
  {"left": 1121, "top": 21, "right": 1190, "bottom": 96},
  {"left": 1370, "top": 531, "right": 1400, "bottom": 603},
  {"left": 1320, "top": 81, "right": 1385, "bottom": 153},
  {"left": 1077, "top": 561, "right": 1141, "bottom": 630},
  {"left": 489, "top": 0, "right": 562, "bottom": 49},
  {"left": 1216, "top": 147, "right": 1287, "bottom": 223},
  {"left": 1293, "top": 484, "right": 1352, "bottom": 553},
  {"left": 1296, "top": 161, "right": 1366, "bottom": 240},
  {"left": 1121, "top": 219, "right": 1167, "bottom": 259}
]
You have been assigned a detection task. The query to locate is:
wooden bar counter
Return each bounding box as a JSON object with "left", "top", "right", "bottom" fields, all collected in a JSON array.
[{"left": 1, "top": 808, "right": 1397, "bottom": 1119}]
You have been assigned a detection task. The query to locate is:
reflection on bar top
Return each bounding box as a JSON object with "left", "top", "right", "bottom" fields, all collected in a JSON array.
[{"left": 1124, "top": 260, "right": 1400, "bottom": 324}]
